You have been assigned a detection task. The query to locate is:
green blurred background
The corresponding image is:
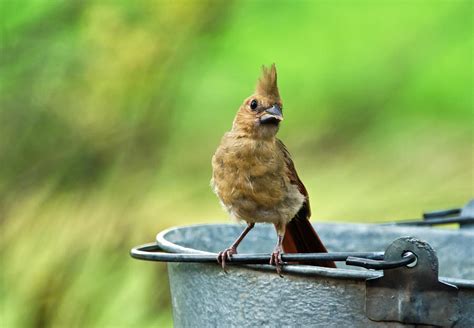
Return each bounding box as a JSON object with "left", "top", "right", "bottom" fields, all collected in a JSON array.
[{"left": 1, "top": 0, "right": 472, "bottom": 327}]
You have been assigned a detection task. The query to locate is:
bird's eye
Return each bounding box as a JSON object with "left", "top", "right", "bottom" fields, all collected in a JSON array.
[{"left": 250, "top": 99, "right": 258, "bottom": 110}]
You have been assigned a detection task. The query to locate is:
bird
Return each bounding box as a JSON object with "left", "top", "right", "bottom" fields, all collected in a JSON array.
[{"left": 211, "top": 64, "right": 336, "bottom": 275}]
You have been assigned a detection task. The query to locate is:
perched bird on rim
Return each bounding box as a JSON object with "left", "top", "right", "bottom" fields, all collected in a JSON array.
[{"left": 211, "top": 64, "right": 336, "bottom": 275}]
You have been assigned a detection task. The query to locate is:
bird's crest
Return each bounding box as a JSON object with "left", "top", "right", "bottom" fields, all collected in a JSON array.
[{"left": 255, "top": 64, "right": 280, "bottom": 99}]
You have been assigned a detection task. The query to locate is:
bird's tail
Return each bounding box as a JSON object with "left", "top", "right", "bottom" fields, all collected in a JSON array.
[{"left": 282, "top": 208, "right": 336, "bottom": 268}]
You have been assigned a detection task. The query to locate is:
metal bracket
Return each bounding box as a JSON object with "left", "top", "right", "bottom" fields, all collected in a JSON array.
[
  {"left": 365, "top": 237, "right": 460, "bottom": 327},
  {"left": 385, "top": 199, "right": 474, "bottom": 227}
]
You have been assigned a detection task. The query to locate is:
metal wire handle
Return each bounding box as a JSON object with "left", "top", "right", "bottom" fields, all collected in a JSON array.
[
  {"left": 130, "top": 243, "right": 416, "bottom": 270},
  {"left": 346, "top": 252, "right": 417, "bottom": 270}
]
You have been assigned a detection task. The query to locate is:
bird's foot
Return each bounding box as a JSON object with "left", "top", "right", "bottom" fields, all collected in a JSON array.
[
  {"left": 217, "top": 246, "right": 237, "bottom": 272},
  {"left": 270, "top": 246, "right": 284, "bottom": 277}
]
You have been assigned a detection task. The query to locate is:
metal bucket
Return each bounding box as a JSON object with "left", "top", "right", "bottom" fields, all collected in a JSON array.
[{"left": 139, "top": 222, "right": 474, "bottom": 327}]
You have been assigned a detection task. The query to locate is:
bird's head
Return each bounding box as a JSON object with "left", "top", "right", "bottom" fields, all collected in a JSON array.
[{"left": 232, "top": 64, "right": 283, "bottom": 139}]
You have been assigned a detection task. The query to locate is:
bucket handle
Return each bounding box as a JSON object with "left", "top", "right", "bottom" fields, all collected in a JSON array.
[{"left": 130, "top": 243, "right": 416, "bottom": 270}]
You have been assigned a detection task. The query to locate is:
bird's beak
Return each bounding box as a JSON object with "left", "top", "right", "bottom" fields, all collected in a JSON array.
[{"left": 259, "top": 104, "right": 283, "bottom": 124}]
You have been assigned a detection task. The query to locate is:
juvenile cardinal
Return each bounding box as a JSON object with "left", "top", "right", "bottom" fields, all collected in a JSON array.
[{"left": 211, "top": 64, "right": 336, "bottom": 275}]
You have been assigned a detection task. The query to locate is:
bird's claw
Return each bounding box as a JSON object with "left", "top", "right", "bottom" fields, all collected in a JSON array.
[
  {"left": 270, "top": 247, "right": 284, "bottom": 277},
  {"left": 217, "top": 247, "right": 237, "bottom": 272}
]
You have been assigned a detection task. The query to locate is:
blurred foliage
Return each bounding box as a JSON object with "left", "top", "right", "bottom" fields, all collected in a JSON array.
[{"left": 0, "top": 0, "right": 472, "bottom": 327}]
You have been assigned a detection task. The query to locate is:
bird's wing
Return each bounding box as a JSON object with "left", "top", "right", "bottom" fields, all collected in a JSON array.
[
  {"left": 277, "top": 139, "right": 335, "bottom": 267},
  {"left": 276, "top": 138, "right": 311, "bottom": 218}
]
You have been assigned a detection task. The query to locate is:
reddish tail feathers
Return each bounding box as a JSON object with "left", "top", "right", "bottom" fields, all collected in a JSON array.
[{"left": 282, "top": 207, "right": 336, "bottom": 268}]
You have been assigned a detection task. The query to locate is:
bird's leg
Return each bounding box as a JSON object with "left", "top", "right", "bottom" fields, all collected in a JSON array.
[
  {"left": 270, "top": 235, "right": 284, "bottom": 277},
  {"left": 217, "top": 222, "right": 255, "bottom": 272},
  {"left": 270, "top": 223, "right": 286, "bottom": 277}
]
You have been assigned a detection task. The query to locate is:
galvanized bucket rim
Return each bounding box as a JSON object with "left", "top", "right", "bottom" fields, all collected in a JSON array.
[{"left": 156, "top": 222, "right": 474, "bottom": 289}]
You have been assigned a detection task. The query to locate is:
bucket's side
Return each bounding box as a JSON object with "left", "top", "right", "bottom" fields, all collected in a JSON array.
[
  {"left": 168, "top": 263, "right": 404, "bottom": 328},
  {"left": 167, "top": 263, "right": 474, "bottom": 327}
]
